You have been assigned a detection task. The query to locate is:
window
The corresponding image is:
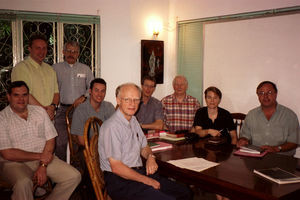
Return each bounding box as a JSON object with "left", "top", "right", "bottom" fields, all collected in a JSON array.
[{"left": 0, "top": 10, "right": 100, "bottom": 110}]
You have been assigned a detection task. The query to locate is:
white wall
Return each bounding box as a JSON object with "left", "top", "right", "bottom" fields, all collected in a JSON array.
[
  {"left": 1, "top": 0, "right": 300, "bottom": 117},
  {"left": 169, "top": 0, "right": 300, "bottom": 119}
]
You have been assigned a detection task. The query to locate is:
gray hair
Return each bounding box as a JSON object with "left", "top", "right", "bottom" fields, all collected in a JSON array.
[
  {"left": 63, "top": 41, "right": 80, "bottom": 51},
  {"left": 115, "top": 83, "right": 141, "bottom": 98},
  {"left": 172, "top": 75, "right": 188, "bottom": 86}
]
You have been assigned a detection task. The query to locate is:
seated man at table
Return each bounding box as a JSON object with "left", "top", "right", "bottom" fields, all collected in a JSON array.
[
  {"left": 0, "top": 81, "right": 81, "bottom": 200},
  {"left": 136, "top": 76, "right": 163, "bottom": 130},
  {"left": 237, "top": 81, "right": 299, "bottom": 156},
  {"left": 71, "top": 78, "right": 115, "bottom": 145},
  {"left": 161, "top": 75, "right": 200, "bottom": 132},
  {"left": 99, "top": 83, "right": 191, "bottom": 200}
]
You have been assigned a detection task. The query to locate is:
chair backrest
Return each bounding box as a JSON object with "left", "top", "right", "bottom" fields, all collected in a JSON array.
[
  {"left": 231, "top": 113, "right": 246, "bottom": 138},
  {"left": 83, "top": 117, "right": 109, "bottom": 200},
  {"left": 66, "top": 103, "right": 80, "bottom": 158}
]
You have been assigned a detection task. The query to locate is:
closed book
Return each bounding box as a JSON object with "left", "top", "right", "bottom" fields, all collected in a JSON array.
[
  {"left": 254, "top": 167, "right": 300, "bottom": 184},
  {"left": 240, "top": 145, "right": 264, "bottom": 154},
  {"left": 234, "top": 149, "right": 267, "bottom": 157},
  {"left": 166, "top": 133, "right": 185, "bottom": 138},
  {"left": 150, "top": 141, "right": 173, "bottom": 152}
]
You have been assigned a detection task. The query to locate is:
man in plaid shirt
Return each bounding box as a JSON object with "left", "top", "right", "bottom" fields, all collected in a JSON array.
[{"left": 161, "top": 76, "right": 201, "bottom": 132}]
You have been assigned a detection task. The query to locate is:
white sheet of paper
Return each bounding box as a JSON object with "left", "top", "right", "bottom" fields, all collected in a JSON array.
[{"left": 167, "top": 157, "right": 219, "bottom": 172}]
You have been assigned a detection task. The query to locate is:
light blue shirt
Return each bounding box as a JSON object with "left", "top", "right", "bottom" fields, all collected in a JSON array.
[
  {"left": 71, "top": 98, "right": 115, "bottom": 137},
  {"left": 240, "top": 104, "right": 299, "bottom": 156},
  {"left": 53, "top": 61, "right": 94, "bottom": 104},
  {"left": 99, "top": 109, "right": 147, "bottom": 172}
]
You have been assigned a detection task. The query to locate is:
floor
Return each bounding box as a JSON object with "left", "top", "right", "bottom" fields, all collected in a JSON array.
[{"left": 0, "top": 180, "right": 217, "bottom": 200}]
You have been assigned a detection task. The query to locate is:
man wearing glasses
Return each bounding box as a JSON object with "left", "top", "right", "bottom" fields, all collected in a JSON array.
[
  {"left": 136, "top": 76, "right": 164, "bottom": 130},
  {"left": 99, "top": 83, "right": 191, "bottom": 200},
  {"left": 52, "top": 41, "right": 94, "bottom": 161},
  {"left": 237, "top": 81, "right": 299, "bottom": 156}
]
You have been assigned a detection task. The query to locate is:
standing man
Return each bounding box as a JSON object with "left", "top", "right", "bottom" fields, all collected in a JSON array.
[
  {"left": 71, "top": 78, "right": 115, "bottom": 146},
  {"left": 53, "top": 41, "right": 94, "bottom": 161},
  {"left": 11, "top": 34, "right": 59, "bottom": 120},
  {"left": 136, "top": 76, "right": 163, "bottom": 130},
  {"left": 237, "top": 81, "right": 299, "bottom": 156},
  {"left": 99, "top": 83, "right": 191, "bottom": 200},
  {"left": 0, "top": 81, "right": 81, "bottom": 200},
  {"left": 161, "top": 75, "right": 200, "bottom": 132}
]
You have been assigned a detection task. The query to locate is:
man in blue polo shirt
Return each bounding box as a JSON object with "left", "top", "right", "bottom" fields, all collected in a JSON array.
[{"left": 98, "top": 83, "right": 191, "bottom": 200}]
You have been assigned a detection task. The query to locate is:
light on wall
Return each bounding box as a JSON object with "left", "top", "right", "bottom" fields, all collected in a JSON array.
[{"left": 146, "top": 17, "right": 163, "bottom": 38}]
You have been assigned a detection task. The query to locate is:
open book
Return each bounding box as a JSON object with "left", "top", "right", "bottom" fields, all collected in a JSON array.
[{"left": 254, "top": 167, "right": 300, "bottom": 184}]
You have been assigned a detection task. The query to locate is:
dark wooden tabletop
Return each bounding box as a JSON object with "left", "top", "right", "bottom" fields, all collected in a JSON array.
[{"left": 153, "top": 138, "right": 300, "bottom": 200}]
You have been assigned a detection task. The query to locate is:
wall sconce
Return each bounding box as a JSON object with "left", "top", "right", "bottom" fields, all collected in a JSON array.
[
  {"left": 153, "top": 30, "right": 159, "bottom": 38},
  {"left": 146, "top": 17, "right": 162, "bottom": 39}
]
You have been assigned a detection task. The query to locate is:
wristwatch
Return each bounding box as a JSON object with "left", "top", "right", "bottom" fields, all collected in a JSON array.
[
  {"left": 148, "top": 154, "right": 156, "bottom": 159},
  {"left": 278, "top": 146, "right": 282, "bottom": 152},
  {"left": 51, "top": 103, "right": 58, "bottom": 110},
  {"left": 40, "top": 162, "right": 48, "bottom": 168}
]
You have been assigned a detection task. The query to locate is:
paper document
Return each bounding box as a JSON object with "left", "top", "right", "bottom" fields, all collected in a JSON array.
[{"left": 167, "top": 157, "right": 219, "bottom": 172}]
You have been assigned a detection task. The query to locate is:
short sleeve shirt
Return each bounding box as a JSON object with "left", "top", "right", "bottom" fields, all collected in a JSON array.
[
  {"left": 0, "top": 105, "right": 57, "bottom": 156},
  {"left": 53, "top": 61, "right": 94, "bottom": 104},
  {"left": 193, "top": 107, "right": 236, "bottom": 143},
  {"left": 135, "top": 97, "right": 163, "bottom": 124},
  {"left": 71, "top": 98, "right": 115, "bottom": 137},
  {"left": 99, "top": 109, "right": 147, "bottom": 172},
  {"left": 240, "top": 104, "right": 299, "bottom": 155},
  {"left": 161, "top": 94, "right": 200, "bottom": 132},
  {"left": 11, "top": 56, "right": 59, "bottom": 106}
]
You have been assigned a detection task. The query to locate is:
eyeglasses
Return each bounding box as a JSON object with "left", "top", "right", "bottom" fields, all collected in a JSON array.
[
  {"left": 143, "top": 84, "right": 155, "bottom": 89},
  {"left": 65, "top": 49, "right": 79, "bottom": 54},
  {"left": 257, "top": 91, "right": 275, "bottom": 96},
  {"left": 121, "top": 98, "right": 141, "bottom": 104}
]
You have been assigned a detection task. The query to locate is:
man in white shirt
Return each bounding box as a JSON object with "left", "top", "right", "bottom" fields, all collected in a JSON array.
[{"left": 0, "top": 81, "right": 81, "bottom": 200}]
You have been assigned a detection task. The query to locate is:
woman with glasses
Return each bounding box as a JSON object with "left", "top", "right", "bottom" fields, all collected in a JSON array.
[{"left": 192, "top": 86, "right": 237, "bottom": 145}]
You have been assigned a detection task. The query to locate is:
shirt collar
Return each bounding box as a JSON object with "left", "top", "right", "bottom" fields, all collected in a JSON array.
[{"left": 28, "top": 56, "right": 43, "bottom": 68}]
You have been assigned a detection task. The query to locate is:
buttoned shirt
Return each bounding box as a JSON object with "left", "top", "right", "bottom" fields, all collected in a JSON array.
[
  {"left": 240, "top": 104, "right": 299, "bottom": 156},
  {"left": 135, "top": 97, "right": 163, "bottom": 124},
  {"left": 161, "top": 94, "right": 200, "bottom": 132},
  {"left": 11, "top": 56, "right": 59, "bottom": 106},
  {"left": 71, "top": 98, "right": 115, "bottom": 137},
  {"left": 53, "top": 61, "right": 94, "bottom": 104},
  {"left": 0, "top": 105, "right": 57, "bottom": 161},
  {"left": 99, "top": 109, "right": 147, "bottom": 172}
]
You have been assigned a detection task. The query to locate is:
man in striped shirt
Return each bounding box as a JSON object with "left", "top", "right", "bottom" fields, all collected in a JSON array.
[{"left": 161, "top": 76, "right": 200, "bottom": 132}]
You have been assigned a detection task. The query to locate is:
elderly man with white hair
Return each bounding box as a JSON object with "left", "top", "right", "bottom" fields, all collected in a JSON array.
[{"left": 161, "top": 76, "right": 201, "bottom": 132}]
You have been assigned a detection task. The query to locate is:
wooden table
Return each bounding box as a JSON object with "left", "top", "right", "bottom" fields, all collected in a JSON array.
[{"left": 153, "top": 139, "right": 300, "bottom": 200}]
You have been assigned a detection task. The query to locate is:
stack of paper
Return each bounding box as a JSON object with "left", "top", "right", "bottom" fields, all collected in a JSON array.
[{"left": 167, "top": 157, "right": 219, "bottom": 172}]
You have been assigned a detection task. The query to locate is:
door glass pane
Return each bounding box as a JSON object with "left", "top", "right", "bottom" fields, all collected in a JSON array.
[
  {"left": 0, "top": 20, "right": 13, "bottom": 110},
  {"left": 23, "top": 21, "right": 56, "bottom": 65},
  {"left": 64, "top": 23, "right": 93, "bottom": 69}
]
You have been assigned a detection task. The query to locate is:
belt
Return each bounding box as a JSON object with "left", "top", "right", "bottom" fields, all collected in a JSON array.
[{"left": 60, "top": 103, "right": 72, "bottom": 107}]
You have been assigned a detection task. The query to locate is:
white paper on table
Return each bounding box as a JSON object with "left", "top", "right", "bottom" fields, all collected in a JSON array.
[{"left": 167, "top": 157, "right": 219, "bottom": 172}]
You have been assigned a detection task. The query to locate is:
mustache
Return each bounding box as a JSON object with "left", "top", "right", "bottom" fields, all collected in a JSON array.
[{"left": 67, "top": 56, "right": 75, "bottom": 59}]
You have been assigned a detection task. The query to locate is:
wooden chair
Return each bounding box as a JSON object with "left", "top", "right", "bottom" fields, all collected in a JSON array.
[
  {"left": 231, "top": 113, "right": 246, "bottom": 138},
  {"left": 65, "top": 103, "right": 84, "bottom": 173},
  {"left": 83, "top": 117, "right": 110, "bottom": 200}
]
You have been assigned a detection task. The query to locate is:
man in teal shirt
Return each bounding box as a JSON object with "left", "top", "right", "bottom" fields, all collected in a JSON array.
[{"left": 237, "top": 81, "right": 299, "bottom": 156}]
